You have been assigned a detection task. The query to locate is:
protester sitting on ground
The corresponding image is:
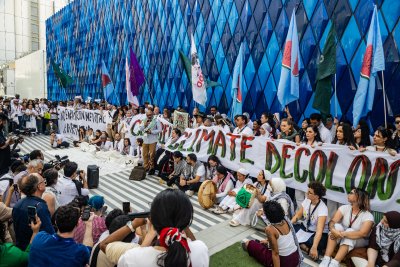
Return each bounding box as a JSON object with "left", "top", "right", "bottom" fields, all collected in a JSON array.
[
  {"left": 278, "top": 118, "right": 299, "bottom": 142},
  {"left": 102, "top": 189, "right": 209, "bottom": 267},
  {"left": 155, "top": 128, "right": 181, "bottom": 175},
  {"left": 41, "top": 168, "right": 60, "bottom": 216},
  {"left": 230, "top": 170, "right": 270, "bottom": 227},
  {"left": 112, "top": 132, "right": 123, "bottom": 152},
  {"left": 74, "top": 195, "right": 107, "bottom": 246},
  {"left": 55, "top": 161, "right": 89, "bottom": 206},
  {"left": 178, "top": 153, "right": 206, "bottom": 197},
  {"left": 333, "top": 123, "right": 357, "bottom": 148},
  {"left": 28, "top": 205, "right": 91, "bottom": 267},
  {"left": 90, "top": 130, "right": 102, "bottom": 146},
  {"left": 213, "top": 168, "right": 253, "bottom": 214},
  {"left": 319, "top": 188, "right": 374, "bottom": 267},
  {"left": 45, "top": 120, "right": 58, "bottom": 135},
  {"left": 205, "top": 155, "right": 221, "bottom": 180},
  {"left": 360, "top": 126, "right": 397, "bottom": 156},
  {"left": 12, "top": 173, "right": 55, "bottom": 250},
  {"left": 50, "top": 130, "right": 70, "bottom": 148},
  {"left": 291, "top": 181, "right": 329, "bottom": 260},
  {"left": 211, "top": 165, "right": 235, "bottom": 204},
  {"left": 90, "top": 214, "right": 140, "bottom": 267},
  {"left": 118, "top": 137, "right": 132, "bottom": 156},
  {"left": 367, "top": 211, "right": 400, "bottom": 267},
  {"left": 131, "top": 137, "right": 143, "bottom": 162},
  {"left": 242, "top": 201, "right": 302, "bottom": 267},
  {"left": 161, "top": 151, "right": 186, "bottom": 187},
  {"left": 0, "top": 215, "right": 41, "bottom": 267}
]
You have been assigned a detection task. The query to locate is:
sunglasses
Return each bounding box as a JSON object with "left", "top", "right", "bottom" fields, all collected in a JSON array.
[{"left": 395, "top": 121, "right": 400, "bottom": 124}]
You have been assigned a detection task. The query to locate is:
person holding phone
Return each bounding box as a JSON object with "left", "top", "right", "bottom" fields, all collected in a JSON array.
[
  {"left": 0, "top": 215, "right": 41, "bottom": 267},
  {"left": 12, "top": 173, "right": 55, "bottom": 250},
  {"left": 101, "top": 189, "right": 209, "bottom": 267}
]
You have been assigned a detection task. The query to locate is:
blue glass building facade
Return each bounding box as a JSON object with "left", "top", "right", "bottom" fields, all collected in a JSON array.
[{"left": 46, "top": 0, "right": 400, "bottom": 127}]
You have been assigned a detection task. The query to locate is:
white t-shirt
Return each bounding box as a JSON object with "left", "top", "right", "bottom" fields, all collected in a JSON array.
[
  {"left": 195, "top": 165, "right": 206, "bottom": 182},
  {"left": 338, "top": 205, "right": 374, "bottom": 231},
  {"left": 118, "top": 240, "right": 209, "bottom": 267},
  {"left": 301, "top": 199, "right": 329, "bottom": 233},
  {"left": 233, "top": 126, "right": 253, "bottom": 136}
]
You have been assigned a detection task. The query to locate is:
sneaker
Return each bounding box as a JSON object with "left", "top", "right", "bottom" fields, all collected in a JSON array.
[
  {"left": 328, "top": 259, "right": 339, "bottom": 267},
  {"left": 208, "top": 206, "right": 218, "bottom": 213},
  {"left": 319, "top": 256, "right": 331, "bottom": 267},
  {"left": 229, "top": 220, "right": 240, "bottom": 227},
  {"left": 185, "top": 190, "right": 194, "bottom": 197},
  {"left": 213, "top": 207, "right": 227, "bottom": 214}
]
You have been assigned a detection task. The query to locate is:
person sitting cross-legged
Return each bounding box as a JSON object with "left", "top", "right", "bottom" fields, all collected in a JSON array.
[
  {"left": 177, "top": 153, "right": 206, "bottom": 197},
  {"left": 319, "top": 188, "right": 374, "bottom": 267},
  {"left": 28, "top": 205, "right": 91, "bottom": 267}
]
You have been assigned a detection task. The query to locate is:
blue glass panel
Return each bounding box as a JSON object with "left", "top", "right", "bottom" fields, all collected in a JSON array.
[
  {"left": 258, "top": 53, "right": 270, "bottom": 88},
  {"left": 300, "top": 25, "right": 317, "bottom": 66},
  {"left": 216, "top": 5, "right": 227, "bottom": 35},
  {"left": 268, "top": 0, "right": 283, "bottom": 28},
  {"left": 266, "top": 32, "right": 279, "bottom": 71},
  {"left": 333, "top": 0, "right": 352, "bottom": 38},
  {"left": 394, "top": 22, "right": 400, "bottom": 56},
  {"left": 228, "top": 2, "right": 239, "bottom": 34},
  {"left": 275, "top": 9, "right": 289, "bottom": 48},
  {"left": 341, "top": 16, "right": 361, "bottom": 63},
  {"left": 295, "top": 3, "right": 308, "bottom": 40},
  {"left": 304, "top": 0, "right": 318, "bottom": 19},
  {"left": 249, "top": 76, "right": 262, "bottom": 108},
  {"left": 354, "top": 0, "right": 374, "bottom": 34},
  {"left": 253, "top": 0, "right": 267, "bottom": 30},
  {"left": 251, "top": 34, "right": 264, "bottom": 69},
  {"left": 310, "top": 0, "right": 329, "bottom": 41},
  {"left": 244, "top": 56, "right": 256, "bottom": 90},
  {"left": 260, "top": 14, "right": 273, "bottom": 48},
  {"left": 272, "top": 52, "right": 282, "bottom": 90},
  {"left": 240, "top": 1, "right": 252, "bottom": 31},
  {"left": 378, "top": 10, "right": 388, "bottom": 44},
  {"left": 381, "top": 0, "right": 400, "bottom": 32}
]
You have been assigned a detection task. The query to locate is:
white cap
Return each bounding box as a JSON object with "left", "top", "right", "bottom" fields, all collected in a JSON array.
[{"left": 237, "top": 168, "right": 249, "bottom": 176}]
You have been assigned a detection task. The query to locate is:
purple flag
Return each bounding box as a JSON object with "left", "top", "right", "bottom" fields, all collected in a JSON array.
[{"left": 129, "top": 47, "right": 145, "bottom": 97}]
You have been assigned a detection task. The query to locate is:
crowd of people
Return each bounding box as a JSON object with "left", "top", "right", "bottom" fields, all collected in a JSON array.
[{"left": 0, "top": 95, "right": 400, "bottom": 267}]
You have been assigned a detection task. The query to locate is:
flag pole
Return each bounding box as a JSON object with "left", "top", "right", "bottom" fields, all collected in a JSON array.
[
  {"left": 382, "top": 71, "right": 387, "bottom": 128},
  {"left": 334, "top": 74, "right": 337, "bottom": 117}
]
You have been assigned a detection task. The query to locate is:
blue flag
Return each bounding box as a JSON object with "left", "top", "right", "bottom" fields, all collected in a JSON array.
[
  {"left": 231, "top": 43, "right": 244, "bottom": 122},
  {"left": 101, "top": 60, "right": 120, "bottom": 106},
  {"left": 277, "top": 10, "right": 302, "bottom": 110},
  {"left": 353, "top": 5, "right": 385, "bottom": 128}
]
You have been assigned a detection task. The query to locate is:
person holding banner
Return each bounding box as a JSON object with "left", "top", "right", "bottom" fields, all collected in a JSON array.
[
  {"left": 319, "top": 188, "right": 374, "bottom": 267},
  {"left": 140, "top": 110, "right": 162, "bottom": 175},
  {"left": 361, "top": 126, "right": 397, "bottom": 156},
  {"left": 332, "top": 123, "right": 357, "bottom": 147},
  {"left": 392, "top": 114, "right": 400, "bottom": 153},
  {"left": 233, "top": 115, "right": 253, "bottom": 136}
]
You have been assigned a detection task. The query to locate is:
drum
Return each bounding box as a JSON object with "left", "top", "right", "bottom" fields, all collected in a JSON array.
[
  {"left": 235, "top": 184, "right": 257, "bottom": 208},
  {"left": 198, "top": 180, "right": 217, "bottom": 209}
]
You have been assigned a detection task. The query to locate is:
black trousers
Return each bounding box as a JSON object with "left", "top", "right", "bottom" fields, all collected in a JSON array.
[{"left": 178, "top": 181, "right": 202, "bottom": 192}]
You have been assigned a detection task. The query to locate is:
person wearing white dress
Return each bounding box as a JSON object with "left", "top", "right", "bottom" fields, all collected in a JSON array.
[
  {"left": 25, "top": 104, "right": 38, "bottom": 132},
  {"left": 212, "top": 168, "right": 252, "bottom": 214},
  {"left": 230, "top": 170, "right": 271, "bottom": 227}
]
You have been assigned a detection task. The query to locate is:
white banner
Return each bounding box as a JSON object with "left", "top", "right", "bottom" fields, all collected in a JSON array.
[{"left": 163, "top": 126, "right": 400, "bottom": 213}]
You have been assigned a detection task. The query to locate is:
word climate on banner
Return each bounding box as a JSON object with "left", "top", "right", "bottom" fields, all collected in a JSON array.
[{"left": 164, "top": 126, "right": 400, "bottom": 213}]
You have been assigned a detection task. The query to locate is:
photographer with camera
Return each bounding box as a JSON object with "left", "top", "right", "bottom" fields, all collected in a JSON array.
[
  {"left": 0, "top": 113, "right": 13, "bottom": 176},
  {"left": 55, "top": 161, "right": 89, "bottom": 206},
  {"left": 50, "top": 130, "right": 70, "bottom": 148}
]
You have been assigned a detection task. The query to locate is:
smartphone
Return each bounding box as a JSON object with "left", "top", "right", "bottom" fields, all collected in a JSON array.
[
  {"left": 122, "top": 202, "right": 130, "bottom": 214},
  {"left": 81, "top": 206, "right": 91, "bottom": 221},
  {"left": 27, "top": 206, "right": 37, "bottom": 224},
  {"left": 127, "top": 211, "right": 151, "bottom": 220}
]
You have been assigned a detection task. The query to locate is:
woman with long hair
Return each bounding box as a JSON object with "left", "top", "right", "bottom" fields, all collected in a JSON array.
[
  {"left": 353, "top": 120, "right": 372, "bottom": 148},
  {"left": 333, "top": 123, "right": 357, "bottom": 147},
  {"left": 361, "top": 126, "right": 397, "bottom": 156},
  {"left": 102, "top": 189, "right": 209, "bottom": 267},
  {"left": 42, "top": 168, "right": 60, "bottom": 216},
  {"left": 205, "top": 155, "right": 221, "bottom": 180},
  {"left": 319, "top": 188, "right": 374, "bottom": 267},
  {"left": 298, "top": 118, "right": 310, "bottom": 143}
]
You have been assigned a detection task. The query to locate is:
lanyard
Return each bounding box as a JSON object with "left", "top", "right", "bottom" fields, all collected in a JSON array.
[
  {"left": 306, "top": 200, "right": 321, "bottom": 231},
  {"left": 237, "top": 126, "right": 247, "bottom": 134},
  {"left": 349, "top": 209, "right": 361, "bottom": 228}
]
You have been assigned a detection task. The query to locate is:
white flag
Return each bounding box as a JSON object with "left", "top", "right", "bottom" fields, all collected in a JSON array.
[
  {"left": 125, "top": 57, "right": 139, "bottom": 107},
  {"left": 190, "top": 34, "right": 207, "bottom": 106}
]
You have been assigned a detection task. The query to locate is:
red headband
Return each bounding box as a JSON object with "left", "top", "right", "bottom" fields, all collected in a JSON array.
[{"left": 159, "top": 227, "right": 191, "bottom": 253}]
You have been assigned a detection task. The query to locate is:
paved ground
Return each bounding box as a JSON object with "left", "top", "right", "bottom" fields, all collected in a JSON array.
[{"left": 19, "top": 134, "right": 319, "bottom": 266}]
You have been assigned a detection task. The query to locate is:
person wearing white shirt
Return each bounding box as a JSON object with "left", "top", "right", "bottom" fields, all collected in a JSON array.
[
  {"left": 319, "top": 188, "right": 374, "bottom": 267},
  {"left": 212, "top": 166, "right": 234, "bottom": 203},
  {"left": 178, "top": 153, "right": 205, "bottom": 197},
  {"left": 310, "top": 113, "right": 332, "bottom": 144},
  {"left": 112, "top": 133, "right": 124, "bottom": 152},
  {"left": 25, "top": 104, "right": 38, "bottom": 132},
  {"left": 233, "top": 115, "right": 253, "bottom": 136},
  {"left": 291, "top": 181, "right": 329, "bottom": 260},
  {"left": 100, "top": 189, "right": 209, "bottom": 267},
  {"left": 55, "top": 162, "right": 89, "bottom": 206},
  {"left": 50, "top": 131, "right": 70, "bottom": 148},
  {"left": 120, "top": 110, "right": 136, "bottom": 148},
  {"left": 10, "top": 99, "right": 22, "bottom": 130}
]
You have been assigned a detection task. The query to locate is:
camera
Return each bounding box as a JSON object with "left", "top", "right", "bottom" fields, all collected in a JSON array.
[
  {"left": 47, "top": 155, "right": 69, "bottom": 170},
  {"left": 127, "top": 211, "right": 151, "bottom": 220}
]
